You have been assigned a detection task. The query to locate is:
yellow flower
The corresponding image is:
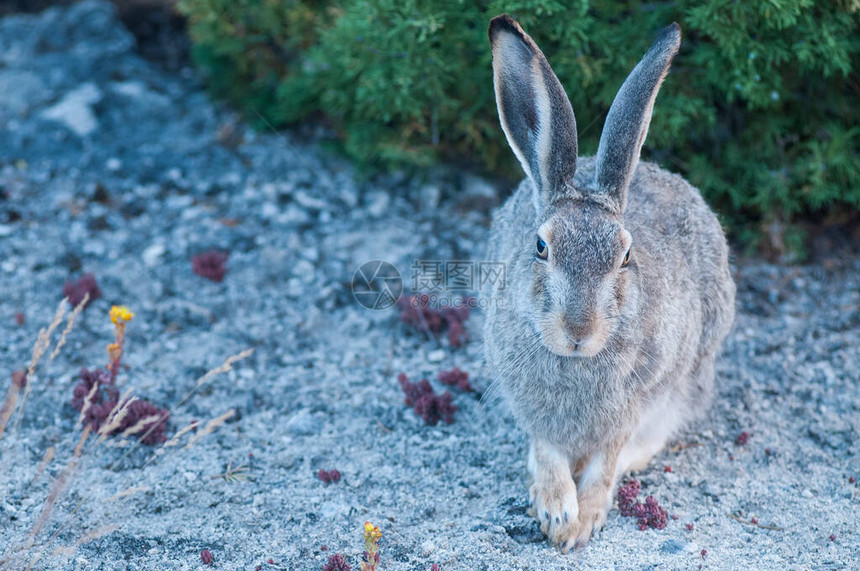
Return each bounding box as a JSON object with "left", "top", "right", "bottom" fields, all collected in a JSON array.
[
  {"left": 364, "top": 521, "right": 381, "bottom": 542},
  {"left": 110, "top": 305, "right": 135, "bottom": 324}
]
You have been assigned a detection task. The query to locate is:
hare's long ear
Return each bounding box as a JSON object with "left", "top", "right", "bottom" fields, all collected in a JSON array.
[
  {"left": 489, "top": 14, "right": 577, "bottom": 210},
  {"left": 594, "top": 23, "right": 681, "bottom": 212}
]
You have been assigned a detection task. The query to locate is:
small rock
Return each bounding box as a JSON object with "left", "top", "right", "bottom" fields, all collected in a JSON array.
[
  {"left": 461, "top": 173, "right": 496, "bottom": 199},
  {"left": 659, "top": 539, "right": 685, "bottom": 554},
  {"left": 261, "top": 202, "right": 278, "bottom": 219},
  {"left": 0, "top": 70, "right": 51, "bottom": 117},
  {"left": 82, "top": 240, "right": 106, "bottom": 256},
  {"left": 112, "top": 80, "right": 146, "bottom": 98},
  {"left": 366, "top": 191, "right": 390, "bottom": 217},
  {"left": 293, "top": 190, "right": 329, "bottom": 211},
  {"left": 428, "top": 349, "right": 446, "bottom": 363},
  {"left": 286, "top": 409, "right": 320, "bottom": 436},
  {"left": 420, "top": 184, "right": 441, "bottom": 209},
  {"left": 142, "top": 243, "right": 166, "bottom": 267},
  {"left": 41, "top": 83, "right": 103, "bottom": 137}
]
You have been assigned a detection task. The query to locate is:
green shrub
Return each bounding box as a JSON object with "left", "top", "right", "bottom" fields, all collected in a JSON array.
[{"left": 178, "top": 0, "right": 860, "bottom": 246}]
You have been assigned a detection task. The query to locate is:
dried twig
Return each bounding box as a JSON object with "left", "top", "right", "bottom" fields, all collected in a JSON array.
[
  {"left": 669, "top": 441, "right": 702, "bottom": 453},
  {"left": 377, "top": 420, "right": 393, "bottom": 433},
  {"left": 727, "top": 513, "right": 784, "bottom": 531}
]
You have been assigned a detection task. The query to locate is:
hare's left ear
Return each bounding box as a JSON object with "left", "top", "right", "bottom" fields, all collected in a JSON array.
[
  {"left": 593, "top": 23, "right": 681, "bottom": 212},
  {"left": 489, "top": 14, "right": 578, "bottom": 211}
]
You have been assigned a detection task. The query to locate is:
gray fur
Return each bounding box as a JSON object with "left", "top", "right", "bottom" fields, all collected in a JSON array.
[{"left": 484, "top": 15, "right": 735, "bottom": 546}]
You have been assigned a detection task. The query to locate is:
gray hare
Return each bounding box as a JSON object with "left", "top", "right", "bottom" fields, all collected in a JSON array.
[{"left": 484, "top": 15, "right": 735, "bottom": 551}]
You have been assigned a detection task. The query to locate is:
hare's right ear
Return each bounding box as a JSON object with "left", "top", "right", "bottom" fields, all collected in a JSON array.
[{"left": 489, "top": 15, "right": 577, "bottom": 211}]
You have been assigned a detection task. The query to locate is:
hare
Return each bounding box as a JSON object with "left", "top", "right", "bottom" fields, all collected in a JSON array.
[{"left": 483, "top": 15, "right": 735, "bottom": 551}]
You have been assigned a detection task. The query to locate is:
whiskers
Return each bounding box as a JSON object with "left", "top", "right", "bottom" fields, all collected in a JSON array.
[{"left": 479, "top": 332, "right": 543, "bottom": 408}]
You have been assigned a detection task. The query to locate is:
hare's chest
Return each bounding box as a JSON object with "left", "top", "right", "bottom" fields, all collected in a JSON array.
[{"left": 504, "top": 360, "right": 617, "bottom": 451}]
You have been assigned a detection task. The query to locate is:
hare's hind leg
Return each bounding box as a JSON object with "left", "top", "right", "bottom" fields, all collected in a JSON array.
[
  {"left": 616, "top": 396, "right": 683, "bottom": 475},
  {"left": 616, "top": 356, "right": 717, "bottom": 475}
]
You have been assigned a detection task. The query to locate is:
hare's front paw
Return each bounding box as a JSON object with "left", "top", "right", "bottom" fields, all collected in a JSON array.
[
  {"left": 560, "top": 493, "right": 608, "bottom": 553},
  {"left": 528, "top": 477, "right": 579, "bottom": 547}
]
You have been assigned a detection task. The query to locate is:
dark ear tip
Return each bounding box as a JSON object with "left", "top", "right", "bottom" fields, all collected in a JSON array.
[
  {"left": 489, "top": 14, "right": 521, "bottom": 41},
  {"left": 662, "top": 22, "right": 682, "bottom": 46}
]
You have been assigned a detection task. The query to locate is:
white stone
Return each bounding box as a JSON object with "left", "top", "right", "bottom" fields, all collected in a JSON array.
[
  {"left": 428, "top": 349, "right": 446, "bottom": 363},
  {"left": 41, "top": 83, "right": 102, "bottom": 137},
  {"left": 142, "top": 243, "right": 166, "bottom": 267},
  {"left": 366, "top": 191, "right": 390, "bottom": 217}
]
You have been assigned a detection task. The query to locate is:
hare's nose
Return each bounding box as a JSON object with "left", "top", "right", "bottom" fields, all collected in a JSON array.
[{"left": 561, "top": 314, "right": 595, "bottom": 345}]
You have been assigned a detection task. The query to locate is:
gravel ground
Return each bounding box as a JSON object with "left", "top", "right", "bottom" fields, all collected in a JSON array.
[{"left": 1, "top": 2, "right": 858, "bottom": 570}]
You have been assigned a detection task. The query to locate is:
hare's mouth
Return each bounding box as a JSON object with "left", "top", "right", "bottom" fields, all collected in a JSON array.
[
  {"left": 538, "top": 324, "right": 606, "bottom": 358},
  {"left": 537, "top": 315, "right": 610, "bottom": 358}
]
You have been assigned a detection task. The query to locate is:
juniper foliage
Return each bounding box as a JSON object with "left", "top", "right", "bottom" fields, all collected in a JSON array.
[{"left": 178, "top": 0, "right": 860, "bottom": 244}]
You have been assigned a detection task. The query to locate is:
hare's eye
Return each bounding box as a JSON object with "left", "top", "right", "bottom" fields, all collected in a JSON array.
[
  {"left": 621, "top": 248, "right": 631, "bottom": 268},
  {"left": 535, "top": 237, "right": 548, "bottom": 260}
]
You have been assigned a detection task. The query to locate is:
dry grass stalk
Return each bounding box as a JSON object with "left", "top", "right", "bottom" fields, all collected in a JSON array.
[
  {"left": 107, "top": 485, "right": 151, "bottom": 502},
  {"left": 129, "top": 348, "right": 252, "bottom": 468},
  {"left": 50, "top": 523, "right": 120, "bottom": 558},
  {"left": 74, "top": 380, "right": 100, "bottom": 432},
  {"left": 72, "top": 425, "right": 91, "bottom": 459},
  {"left": 176, "top": 348, "right": 254, "bottom": 409},
  {"left": 29, "top": 426, "right": 91, "bottom": 540},
  {"left": 144, "top": 419, "right": 201, "bottom": 464},
  {"left": 184, "top": 409, "right": 235, "bottom": 451},
  {"left": 27, "top": 298, "right": 68, "bottom": 379},
  {"left": 30, "top": 446, "right": 56, "bottom": 486},
  {"left": 118, "top": 414, "right": 162, "bottom": 439},
  {"left": 21, "top": 551, "right": 42, "bottom": 571},
  {"left": 0, "top": 383, "right": 20, "bottom": 443},
  {"left": 163, "top": 420, "right": 201, "bottom": 448},
  {"left": 10, "top": 299, "right": 69, "bottom": 448},
  {"left": 95, "top": 390, "right": 135, "bottom": 445},
  {"left": 102, "top": 438, "right": 134, "bottom": 448},
  {"left": 49, "top": 294, "right": 89, "bottom": 360},
  {"left": 11, "top": 347, "right": 253, "bottom": 565}
]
